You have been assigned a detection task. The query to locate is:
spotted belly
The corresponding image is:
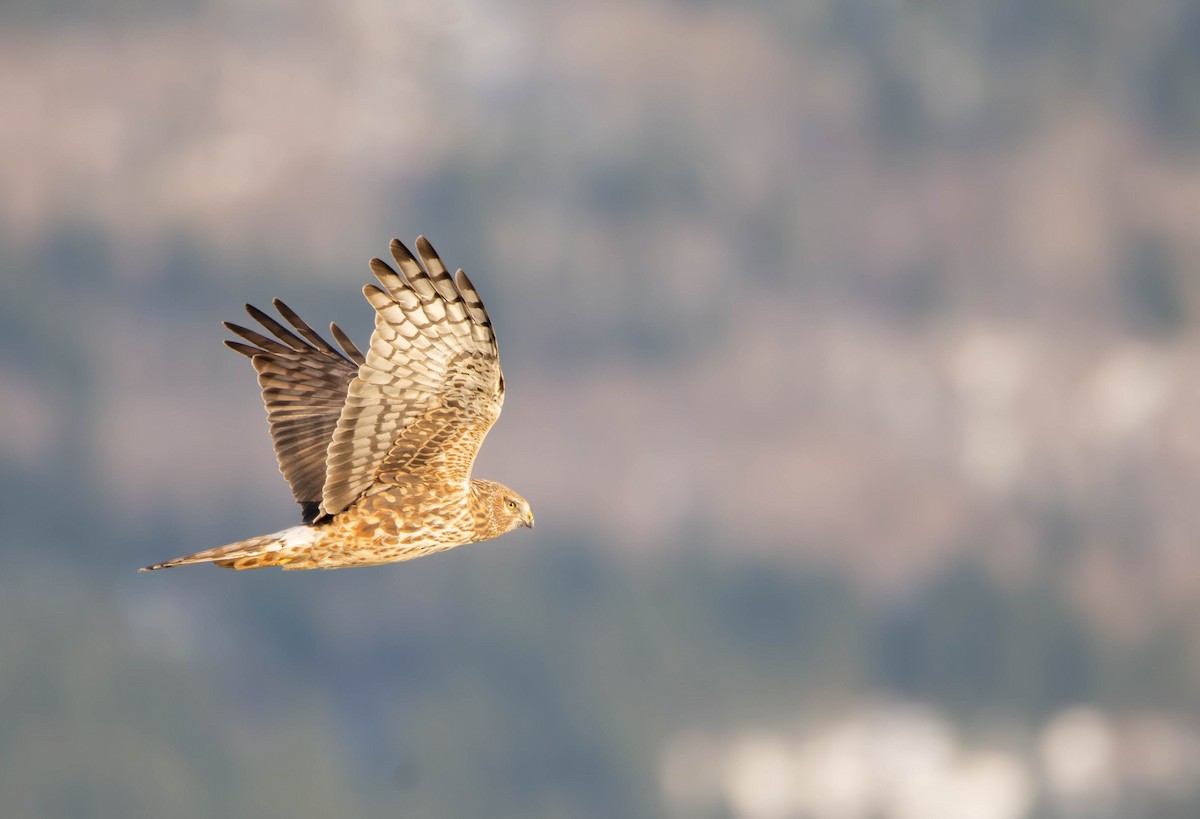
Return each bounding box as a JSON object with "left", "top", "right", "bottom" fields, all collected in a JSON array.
[{"left": 290, "top": 490, "right": 477, "bottom": 569}]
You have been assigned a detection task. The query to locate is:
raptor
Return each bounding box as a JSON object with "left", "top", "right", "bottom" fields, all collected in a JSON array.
[{"left": 140, "top": 236, "right": 533, "bottom": 571}]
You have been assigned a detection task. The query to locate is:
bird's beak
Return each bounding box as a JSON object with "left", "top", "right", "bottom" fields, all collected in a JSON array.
[{"left": 523, "top": 512, "right": 535, "bottom": 529}]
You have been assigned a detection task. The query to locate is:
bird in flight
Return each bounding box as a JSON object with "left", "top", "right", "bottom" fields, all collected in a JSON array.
[{"left": 140, "top": 236, "right": 533, "bottom": 571}]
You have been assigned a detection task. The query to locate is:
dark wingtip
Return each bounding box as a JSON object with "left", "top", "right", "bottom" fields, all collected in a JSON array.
[
  {"left": 224, "top": 339, "right": 260, "bottom": 358},
  {"left": 369, "top": 257, "right": 395, "bottom": 277},
  {"left": 330, "top": 322, "right": 366, "bottom": 366}
]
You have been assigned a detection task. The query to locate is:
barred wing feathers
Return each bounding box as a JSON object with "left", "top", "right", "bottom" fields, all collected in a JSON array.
[
  {"left": 225, "top": 301, "right": 365, "bottom": 523},
  {"left": 319, "top": 237, "right": 504, "bottom": 517}
]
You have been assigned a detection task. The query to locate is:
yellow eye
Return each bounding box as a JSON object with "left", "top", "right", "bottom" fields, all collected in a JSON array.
[{"left": 506, "top": 501, "right": 516, "bottom": 509}]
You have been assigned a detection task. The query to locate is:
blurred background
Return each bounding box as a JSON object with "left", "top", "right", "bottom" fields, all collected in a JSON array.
[{"left": 2, "top": 0, "right": 1200, "bottom": 817}]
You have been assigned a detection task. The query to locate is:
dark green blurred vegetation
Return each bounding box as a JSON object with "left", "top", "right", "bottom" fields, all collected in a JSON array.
[{"left": 5, "top": 541, "right": 1199, "bottom": 818}]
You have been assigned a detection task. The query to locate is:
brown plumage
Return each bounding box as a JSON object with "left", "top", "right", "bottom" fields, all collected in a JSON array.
[{"left": 140, "top": 236, "right": 533, "bottom": 572}]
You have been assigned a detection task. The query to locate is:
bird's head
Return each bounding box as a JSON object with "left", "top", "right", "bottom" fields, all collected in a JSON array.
[
  {"left": 473, "top": 479, "right": 535, "bottom": 534},
  {"left": 501, "top": 490, "right": 535, "bottom": 532}
]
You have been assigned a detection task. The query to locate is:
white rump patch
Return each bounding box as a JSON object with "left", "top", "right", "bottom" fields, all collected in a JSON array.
[{"left": 278, "top": 525, "right": 320, "bottom": 549}]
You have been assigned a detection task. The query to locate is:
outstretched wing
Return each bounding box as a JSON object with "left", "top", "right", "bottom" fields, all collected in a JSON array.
[
  {"left": 225, "top": 302, "right": 366, "bottom": 523},
  {"left": 319, "top": 236, "right": 503, "bottom": 517}
]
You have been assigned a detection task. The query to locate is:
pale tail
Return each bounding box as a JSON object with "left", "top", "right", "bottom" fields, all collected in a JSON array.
[{"left": 138, "top": 526, "right": 317, "bottom": 572}]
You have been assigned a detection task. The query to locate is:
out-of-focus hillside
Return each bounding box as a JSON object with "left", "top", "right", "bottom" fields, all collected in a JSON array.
[
  {"left": 5, "top": 0, "right": 1200, "bottom": 606},
  {"left": 2, "top": 1, "right": 1199, "bottom": 817}
]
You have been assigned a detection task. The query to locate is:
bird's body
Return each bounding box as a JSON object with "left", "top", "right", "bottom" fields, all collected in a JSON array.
[{"left": 140, "top": 237, "right": 533, "bottom": 572}]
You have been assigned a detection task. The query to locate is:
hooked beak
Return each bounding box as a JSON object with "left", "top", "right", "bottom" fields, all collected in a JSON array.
[{"left": 523, "top": 512, "right": 535, "bottom": 529}]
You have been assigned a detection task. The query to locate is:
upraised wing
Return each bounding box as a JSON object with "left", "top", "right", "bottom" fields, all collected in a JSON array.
[
  {"left": 319, "top": 236, "right": 503, "bottom": 517},
  {"left": 225, "top": 302, "right": 366, "bottom": 523}
]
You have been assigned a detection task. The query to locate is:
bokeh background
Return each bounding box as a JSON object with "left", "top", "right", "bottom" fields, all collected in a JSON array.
[{"left": 3, "top": 1, "right": 1200, "bottom": 817}]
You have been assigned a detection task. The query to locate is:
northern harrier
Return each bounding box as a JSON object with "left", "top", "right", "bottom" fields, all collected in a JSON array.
[{"left": 140, "top": 236, "right": 533, "bottom": 571}]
